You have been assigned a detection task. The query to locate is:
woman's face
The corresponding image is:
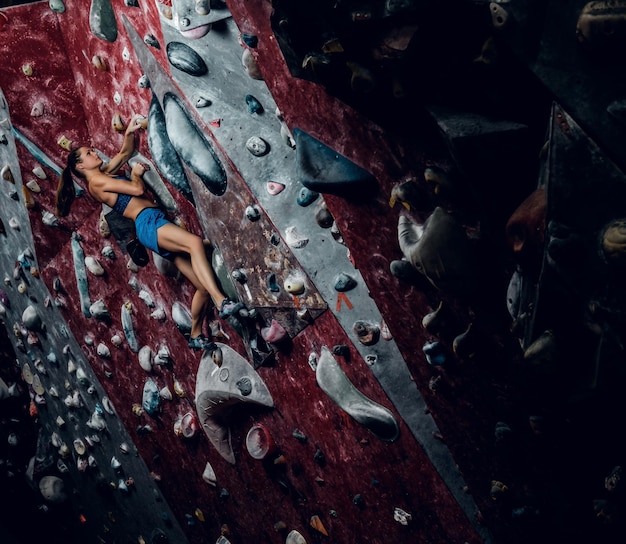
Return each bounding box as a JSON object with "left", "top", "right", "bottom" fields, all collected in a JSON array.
[{"left": 76, "top": 147, "right": 103, "bottom": 172}]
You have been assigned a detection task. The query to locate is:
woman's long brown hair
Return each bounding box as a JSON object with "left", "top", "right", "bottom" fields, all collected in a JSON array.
[{"left": 55, "top": 148, "right": 82, "bottom": 217}]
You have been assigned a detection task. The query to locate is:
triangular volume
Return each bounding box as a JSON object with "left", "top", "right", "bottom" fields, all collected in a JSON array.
[{"left": 294, "top": 128, "right": 377, "bottom": 197}]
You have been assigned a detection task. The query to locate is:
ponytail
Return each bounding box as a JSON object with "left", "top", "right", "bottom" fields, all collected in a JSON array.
[{"left": 55, "top": 148, "right": 83, "bottom": 217}]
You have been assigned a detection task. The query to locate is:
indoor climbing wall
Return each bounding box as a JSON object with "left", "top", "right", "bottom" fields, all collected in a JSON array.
[{"left": 2, "top": 1, "right": 626, "bottom": 544}]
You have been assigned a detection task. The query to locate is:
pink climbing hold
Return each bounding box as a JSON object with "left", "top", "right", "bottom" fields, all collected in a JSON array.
[
  {"left": 261, "top": 319, "right": 287, "bottom": 343},
  {"left": 266, "top": 181, "right": 285, "bottom": 195}
]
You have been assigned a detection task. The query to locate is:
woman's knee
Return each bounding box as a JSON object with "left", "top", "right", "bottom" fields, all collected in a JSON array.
[{"left": 187, "top": 233, "right": 206, "bottom": 255}]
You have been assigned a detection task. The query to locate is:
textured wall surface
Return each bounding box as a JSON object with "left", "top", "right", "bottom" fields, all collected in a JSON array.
[{"left": 2, "top": 1, "right": 626, "bottom": 544}]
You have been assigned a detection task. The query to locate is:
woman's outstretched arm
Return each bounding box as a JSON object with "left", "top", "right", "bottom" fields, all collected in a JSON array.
[{"left": 103, "top": 114, "right": 146, "bottom": 175}]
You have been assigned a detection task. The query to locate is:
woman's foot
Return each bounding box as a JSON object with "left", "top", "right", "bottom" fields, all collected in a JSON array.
[
  {"left": 188, "top": 334, "right": 216, "bottom": 351},
  {"left": 218, "top": 298, "right": 244, "bottom": 319}
]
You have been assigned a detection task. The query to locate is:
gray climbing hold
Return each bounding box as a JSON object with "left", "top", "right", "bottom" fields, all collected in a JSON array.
[
  {"left": 121, "top": 302, "right": 139, "bottom": 353},
  {"left": 398, "top": 207, "right": 480, "bottom": 295},
  {"left": 294, "top": 128, "right": 377, "bottom": 197},
  {"left": 172, "top": 301, "right": 192, "bottom": 334},
  {"left": 245, "top": 136, "right": 269, "bottom": 157},
  {"left": 71, "top": 233, "right": 91, "bottom": 318},
  {"left": 22, "top": 305, "right": 42, "bottom": 331},
  {"left": 195, "top": 343, "right": 274, "bottom": 464},
  {"left": 89, "top": 0, "right": 118, "bottom": 42},
  {"left": 334, "top": 273, "right": 357, "bottom": 292},
  {"left": 142, "top": 378, "right": 161, "bottom": 416},
  {"left": 148, "top": 95, "right": 194, "bottom": 204},
  {"left": 353, "top": 320, "right": 380, "bottom": 346},
  {"left": 89, "top": 299, "right": 111, "bottom": 320},
  {"left": 163, "top": 92, "right": 227, "bottom": 196},
  {"left": 316, "top": 346, "right": 399, "bottom": 442},
  {"left": 166, "top": 41, "right": 208, "bottom": 76}
]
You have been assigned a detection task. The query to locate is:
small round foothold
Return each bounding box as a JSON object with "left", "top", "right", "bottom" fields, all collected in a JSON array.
[{"left": 245, "top": 136, "right": 269, "bottom": 156}]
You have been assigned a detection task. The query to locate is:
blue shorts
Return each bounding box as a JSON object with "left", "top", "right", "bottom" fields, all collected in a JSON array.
[{"left": 135, "top": 207, "right": 174, "bottom": 260}]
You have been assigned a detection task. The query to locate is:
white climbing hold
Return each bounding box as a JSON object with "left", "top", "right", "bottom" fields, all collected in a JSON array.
[{"left": 85, "top": 256, "right": 105, "bottom": 276}]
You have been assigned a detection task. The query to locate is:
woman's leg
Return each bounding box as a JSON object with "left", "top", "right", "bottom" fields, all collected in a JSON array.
[
  {"left": 157, "top": 223, "right": 226, "bottom": 308},
  {"left": 173, "top": 255, "right": 210, "bottom": 340}
]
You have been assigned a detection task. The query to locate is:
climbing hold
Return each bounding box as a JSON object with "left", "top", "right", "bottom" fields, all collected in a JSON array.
[
  {"left": 97, "top": 343, "right": 111, "bottom": 358},
  {"left": 245, "top": 423, "right": 276, "bottom": 459},
  {"left": 22, "top": 305, "right": 42, "bottom": 330},
  {"left": 334, "top": 273, "right": 357, "bottom": 292},
  {"left": 195, "top": 343, "right": 274, "bottom": 463},
  {"left": 92, "top": 55, "right": 107, "bottom": 71},
  {"left": 1, "top": 164, "right": 14, "bottom": 183},
  {"left": 142, "top": 378, "right": 161, "bottom": 416},
  {"left": 421, "top": 300, "right": 450, "bottom": 335},
  {"left": 452, "top": 323, "right": 478, "bottom": 359},
  {"left": 32, "top": 166, "right": 47, "bottom": 179},
  {"left": 352, "top": 321, "right": 380, "bottom": 346},
  {"left": 297, "top": 187, "right": 319, "bottom": 207},
  {"left": 397, "top": 207, "right": 480, "bottom": 295},
  {"left": 172, "top": 301, "right": 192, "bottom": 334},
  {"left": 138, "top": 346, "right": 153, "bottom": 372},
  {"left": 317, "top": 346, "right": 400, "bottom": 441},
  {"left": 188, "top": 96, "right": 210, "bottom": 111},
  {"left": 163, "top": 92, "right": 227, "bottom": 196},
  {"left": 310, "top": 515, "right": 328, "bottom": 536},
  {"left": 261, "top": 319, "right": 287, "bottom": 343},
  {"left": 242, "top": 48, "right": 263, "bottom": 80},
  {"left": 292, "top": 429, "right": 307, "bottom": 443},
  {"left": 89, "top": 299, "right": 110, "bottom": 320},
  {"left": 423, "top": 341, "right": 447, "bottom": 366},
  {"left": 240, "top": 33, "right": 258, "bottom": 48},
  {"left": 121, "top": 302, "right": 139, "bottom": 353},
  {"left": 286, "top": 530, "right": 307, "bottom": 544},
  {"left": 166, "top": 41, "right": 208, "bottom": 76},
  {"left": 49, "top": 0, "right": 65, "bottom": 13},
  {"left": 30, "top": 102, "right": 44, "bottom": 117},
  {"left": 101, "top": 245, "right": 115, "bottom": 259},
  {"left": 315, "top": 203, "right": 334, "bottom": 228},
  {"left": 85, "top": 256, "right": 105, "bottom": 276},
  {"left": 111, "top": 112, "right": 125, "bottom": 132},
  {"left": 245, "top": 204, "right": 261, "bottom": 221},
  {"left": 174, "top": 412, "right": 198, "bottom": 438},
  {"left": 202, "top": 461, "right": 217, "bottom": 486},
  {"left": 267, "top": 273, "right": 280, "bottom": 292},
  {"left": 245, "top": 136, "right": 269, "bottom": 157},
  {"left": 143, "top": 33, "right": 160, "bottom": 49},
  {"left": 393, "top": 507, "right": 412, "bottom": 525},
  {"left": 266, "top": 181, "right": 285, "bottom": 195},
  {"left": 39, "top": 476, "right": 67, "bottom": 504},
  {"left": 245, "top": 94, "right": 263, "bottom": 114},
  {"left": 294, "top": 128, "right": 377, "bottom": 196},
  {"left": 285, "top": 226, "right": 309, "bottom": 248},
  {"left": 283, "top": 272, "right": 305, "bottom": 294},
  {"left": 159, "top": 386, "right": 172, "bottom": 400},
  {"left": 22, "top": 63, "right": 33, "bottom": 76},
  {"left": 89, "top": 0, "right": 118, "bottom": 42},
  {"left": 353, "top": 494, "right": 365, "bottom": 508}
]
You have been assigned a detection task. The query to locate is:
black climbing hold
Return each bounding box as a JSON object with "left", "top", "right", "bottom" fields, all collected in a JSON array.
[
  {"left": 163, "top": 92, "right": 227, "bottom": 196},
  {"left": 245, "top": 94, "right": 263, "bottom": 114},
  {"left": 166, "top": 41, "right": 208, "bottom": 76},
  {"left": 147, "top": 94, "right": 195, "bottom": 204},
  {"left": 297, "top": 187, "right": 319, "bottom": 207},
  {"left": 294, "top": 128, "right": 377, "bottom": 197},
  {"left": 334, "top": 273, "right": 357, "bottom": 292},
  {"left": 267, "top": 273, "right": 280, "bottom": 292},
  {"left": 241, "top": 33, "right": 258, "bottom": 47},
  {"left": 292, "top": 429, "right": 307, "bottom": 443}
]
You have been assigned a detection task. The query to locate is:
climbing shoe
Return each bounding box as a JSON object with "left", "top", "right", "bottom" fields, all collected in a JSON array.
[{"left": 218, "top": 298, "right": 244, "bottom": 319}]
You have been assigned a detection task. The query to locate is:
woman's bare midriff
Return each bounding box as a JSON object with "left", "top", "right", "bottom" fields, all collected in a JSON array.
[{"left": 123, "top": 196, "right": 158, "bottom": 221}]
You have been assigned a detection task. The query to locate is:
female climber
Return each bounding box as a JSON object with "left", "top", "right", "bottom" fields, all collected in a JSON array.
[{"left": 55, "top": 114, "right": 242, "bottom": 351}]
